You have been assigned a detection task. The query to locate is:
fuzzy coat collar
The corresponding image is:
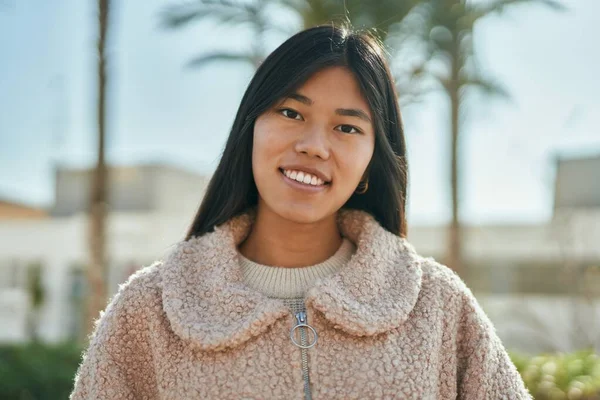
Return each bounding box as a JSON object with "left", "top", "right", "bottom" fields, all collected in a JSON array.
[{"left": 159, "top": 208, "right": 423, "bottom": 351}]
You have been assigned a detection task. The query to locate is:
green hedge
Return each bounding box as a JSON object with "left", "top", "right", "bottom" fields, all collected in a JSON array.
[
  {"left": 511, "top": 350, "right": 600, "bottom": 399},
  {"left": 0, "top": 343, "right": 599, "bottom": 399},
  {"left": 0, "top": 343, "right": 82, "bottom": 400}
]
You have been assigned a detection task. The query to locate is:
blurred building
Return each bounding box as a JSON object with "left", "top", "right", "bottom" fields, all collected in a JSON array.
[
  {"left": 0, "top": 199, "right": 48, "bottom": 220},
  {"left": 0, "top": 163, "right": 209, "bottom": 343},
  {"left": 471, "top": 153, "right": 600, "bottom": 354},
  {"left": 51, "top": 164, "right": 206, "bottom": 217},
  {"left": 0, "top": 155, "right": 599, "bottom": 353}
]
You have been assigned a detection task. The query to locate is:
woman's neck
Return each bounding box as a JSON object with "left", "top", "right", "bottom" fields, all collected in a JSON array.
[{"left": 238, "top": 206, "right": 343, "bottom": 268}]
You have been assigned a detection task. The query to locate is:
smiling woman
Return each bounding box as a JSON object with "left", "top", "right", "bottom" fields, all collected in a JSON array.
[
  {"left": 185, "top": 25, "right": 409, "bottom": 243},
  {"left": 70, "top": 25, "right": 532, "bottom": 400}
]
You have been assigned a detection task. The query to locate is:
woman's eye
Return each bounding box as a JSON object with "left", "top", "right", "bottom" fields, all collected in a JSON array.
[
  {"left": 336, "top": 125, "right": 361, "bottom": 134},
  {"left": 280, "top": 108, "right": 303, "bottom": 120}
]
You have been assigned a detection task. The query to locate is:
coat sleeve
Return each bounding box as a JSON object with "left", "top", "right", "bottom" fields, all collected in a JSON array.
[
  {"left": 455, "top": 284, "right": 532, "bottom": 400},
  {"left": 70, "top": 276, "right": 157, "bottom": 400}
]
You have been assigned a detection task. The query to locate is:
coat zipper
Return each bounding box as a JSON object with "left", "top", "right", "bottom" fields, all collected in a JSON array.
[{"left": 289, "top": 301, "right": 318, "bottom": 400}]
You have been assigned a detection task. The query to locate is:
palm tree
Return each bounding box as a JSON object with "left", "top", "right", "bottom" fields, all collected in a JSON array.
[
  {"left": 160, "top": 0, "right": 421, "bottom": 70},
  {"left": 161, "top": 0, "right": 280, "bottom": 69},
  {"left": 390, "top": 0, "right": 565, "bottom": 273},
  {"left": 86, "top": 0, "right": 110, "bottom": 339}
]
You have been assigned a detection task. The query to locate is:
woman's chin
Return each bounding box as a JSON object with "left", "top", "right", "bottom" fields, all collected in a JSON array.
[{"left": 270, "top": 202, "right": 332, "bottom": 225}]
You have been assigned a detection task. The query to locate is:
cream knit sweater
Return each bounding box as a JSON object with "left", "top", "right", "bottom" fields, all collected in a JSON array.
[
  {"left": 70, "top": 208, "right": 532, "bottom": 399},
  {"left": 238, "top": 237, "right": 355, "bottom": 299}
]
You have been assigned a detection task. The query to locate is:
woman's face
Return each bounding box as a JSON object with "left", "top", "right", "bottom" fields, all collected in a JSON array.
[{"left": 252, "top": 66, "right": 376, "bottom": 224}]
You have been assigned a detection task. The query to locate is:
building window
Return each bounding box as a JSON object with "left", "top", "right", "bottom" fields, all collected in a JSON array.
[{"left": 0, "top": 259, "right": 27, "bottom": 290}]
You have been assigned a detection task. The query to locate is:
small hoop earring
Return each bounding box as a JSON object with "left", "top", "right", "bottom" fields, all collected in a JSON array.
[{"left": 355, "top": 179, "right": 369, "bottom": 194}]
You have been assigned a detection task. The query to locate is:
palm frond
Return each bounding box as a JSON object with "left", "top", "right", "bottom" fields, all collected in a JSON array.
[
  {"left": 161, "top": 4, "right": 214, "bottom": 28},
  {"left": 160, "top": 0, "right": 254, "bottom": 29},
  {"left": 398, "top": 82, "right": 441, "bottom": 107},
  {"left": 186, "top": 51, "right": 256, "bottom": 69},
  {"left": 463, "top": 75, "right": 510, "bottom": 99},
  {"left": 470, "top": 0, "right": 567, "bottom": 21},
  {"left": 277, "top": 0, "right": 310, "bottom": 15}
]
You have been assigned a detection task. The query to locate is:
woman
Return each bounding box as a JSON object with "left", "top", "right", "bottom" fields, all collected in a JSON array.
[{"left": 71, "top": 25, "right": 531, "bottom": 399}]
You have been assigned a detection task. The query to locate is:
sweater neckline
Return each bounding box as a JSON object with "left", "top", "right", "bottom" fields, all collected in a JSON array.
[{"left": 238, "top": 238, "right": 356, "bottom": 298}]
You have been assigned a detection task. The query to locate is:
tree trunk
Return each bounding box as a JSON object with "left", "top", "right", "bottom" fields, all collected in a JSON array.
[
  {"left": 86, "top": 0, "right": 109, "bottom": 339},
  {"left": 447, "top": 45, "right": 463, "bottom": 276},
  {"left": 26, "top": 262, "right": 44, "bottom": 342}
]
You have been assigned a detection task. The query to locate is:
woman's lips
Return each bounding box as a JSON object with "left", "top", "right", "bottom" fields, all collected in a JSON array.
[
  {"left": 279, "top": 166, "right": 331, "bottom": 184},
  {"left": 279, "top": 168, "right": 329, "bottom": 193}
]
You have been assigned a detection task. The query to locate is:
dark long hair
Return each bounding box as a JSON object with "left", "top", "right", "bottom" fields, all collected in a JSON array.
[{"left": 185, "top": 25, "right": 409, "bottom": 240}]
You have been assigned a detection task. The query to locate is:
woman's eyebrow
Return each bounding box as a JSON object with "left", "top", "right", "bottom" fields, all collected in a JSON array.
[
  {"left": 287, "top": 92, "right": 313, "bottom": 105},
  {"left": 286, "top": 92, "right": 371, "bottom": 122},
  {"left": 336, "top": 108, "right": 372, "bottom": 123}
]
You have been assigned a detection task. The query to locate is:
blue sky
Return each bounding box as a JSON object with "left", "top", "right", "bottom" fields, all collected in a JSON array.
[{"left": 0, "top": 0, "right": 599, "bottom": 225}]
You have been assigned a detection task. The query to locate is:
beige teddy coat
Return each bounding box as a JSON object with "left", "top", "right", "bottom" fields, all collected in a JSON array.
[{"left": 70, "top": 208, "right": 531, "bottom": 399}]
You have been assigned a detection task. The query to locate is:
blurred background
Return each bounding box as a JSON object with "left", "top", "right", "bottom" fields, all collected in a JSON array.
[{"left": 1, "top": 0, "right": 599, "bottom": 398}]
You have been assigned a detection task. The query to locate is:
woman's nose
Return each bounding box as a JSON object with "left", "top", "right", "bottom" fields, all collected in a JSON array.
[{"left": 294, "top": 125, "right": 330, "bottom": 160}]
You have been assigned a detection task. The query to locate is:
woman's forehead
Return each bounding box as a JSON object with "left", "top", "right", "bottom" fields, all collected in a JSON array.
[{"left": 282, "top": 67, "right": 370, "bottom": 108}]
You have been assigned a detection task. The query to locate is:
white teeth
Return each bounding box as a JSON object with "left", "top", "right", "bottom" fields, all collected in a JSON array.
[{"left": 282, "top": 169, "right": 327, "bottom": 186}]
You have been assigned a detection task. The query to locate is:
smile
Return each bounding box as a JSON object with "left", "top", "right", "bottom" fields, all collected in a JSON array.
[{"left": 279, "top": 168, "right": 330, "bottom": 193}]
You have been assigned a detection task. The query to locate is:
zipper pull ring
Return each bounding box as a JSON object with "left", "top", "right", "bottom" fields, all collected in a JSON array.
[{"left": 290, "top": 311, "right": 318, "bottom": 349}]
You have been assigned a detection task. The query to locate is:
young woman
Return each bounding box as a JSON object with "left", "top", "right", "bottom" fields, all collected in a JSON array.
[{"left": 71, "top": 25, "right": 531, "bottom": 399}]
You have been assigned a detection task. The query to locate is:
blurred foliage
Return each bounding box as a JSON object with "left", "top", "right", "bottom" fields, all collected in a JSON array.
[
  {"left": 159, "top": 0, "right": 565, "bottom": 101},
  {"left": 391, "top": 0, "right": 565, "bottom": 103},
  {"left": 161, "top": 0, "right": 419, "bottom": 38},
  {"left": 26, "top": 262, "right": 44, "bottom": 310},
  {"left": 0, "top": 342, "right": 82, "bottom": 400},
  {"left": 511, "top": 350, "right": 600, "bottom": 399},
  {"left": 160, "top": 0, "right": 422, "bottom": 68},
  {"left": 26, "top": 262, "right": 46, "bottom": 342}
]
